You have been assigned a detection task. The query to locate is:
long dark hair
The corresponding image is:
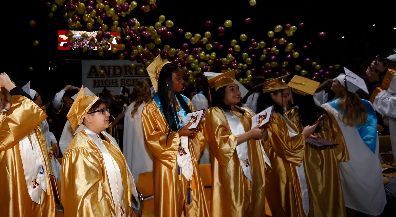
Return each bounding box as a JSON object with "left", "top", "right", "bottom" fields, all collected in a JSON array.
[
  {"left": 157, "top": 63, "right": 191, "bottom": 131},
  {"left": 131, "top": 80, "right": 152, "bottom": 117},
  {"left": 211, "top": 86, "right": 245, "bottom": 114},
  {"left": 256, "top": 90, "right": 285, "bottom": 114}
]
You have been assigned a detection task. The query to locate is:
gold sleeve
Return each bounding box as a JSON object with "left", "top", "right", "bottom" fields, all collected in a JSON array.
[
  {"left": 317, "top": 109, "right": 349, "bottom": 162},
  {"left": 0, "top": 95, "right": 46, "bottom": 151},
  {"left": 268, "top": 113, "right": 305, "bottom": 165},
  {"left": 141, "top": 102, "right": 179, "bottom": 168},
  {"left": 61, "top": 147, "right": 114, "bottom": 217},
  {"left": 203, "top": 107, "right": 238, "bottom": 166}
]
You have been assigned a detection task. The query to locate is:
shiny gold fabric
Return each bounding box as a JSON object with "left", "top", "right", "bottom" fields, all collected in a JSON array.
[
  {"left": 66, "top": 88, "right": 99, "bottom": 132},
  {"left": 286, "top": 108, "right": 348, "bottom": 217},
  {"left": 264, "top": 112, "right": 305, "bottom": 217},
  {"left": 141, "top": 100, "right": 209, "bottom": 217},
  {"left": 0, "top": 95, "right": 55, "bottom": 217},
  {"left": 146, "top": 55, "right": 170, "bottom": 92},
  {"left": 203, "top": 107, "right": 266, "bottom": 217},
  {"left": 207, "top": 70, "right": 236, "bottom": 90},
  {"left": 262, "top": 75, "right": 289, "bottom": 93},
  {"left": 61, "top": 130, "right": 135, "bottom": 217}
]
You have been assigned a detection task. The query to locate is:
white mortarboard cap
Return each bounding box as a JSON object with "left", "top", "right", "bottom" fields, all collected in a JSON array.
[
  {"left": 386, "top": 53, "right": 396, "bottom": 62},
  {"left": 22, "top": 81, "right": 37, "bottom": 99},
  {"left": 71, "top": 86, "right": 94, "bottom": 100},
  {"left": 334, "top": 67, "right": 369, "bottom": 94},
  {"left": 204, "top": 71, "right": 249, "bottom": 98}
]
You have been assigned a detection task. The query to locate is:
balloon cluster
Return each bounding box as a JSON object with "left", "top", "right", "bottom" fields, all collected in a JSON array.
[{"left": 47, "top": 0, "right": 340, "bottom": 85}]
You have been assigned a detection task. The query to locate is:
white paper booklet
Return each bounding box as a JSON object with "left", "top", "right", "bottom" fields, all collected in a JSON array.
[{"left": 251, "top": 106, "right": 273, "bottom": 129}]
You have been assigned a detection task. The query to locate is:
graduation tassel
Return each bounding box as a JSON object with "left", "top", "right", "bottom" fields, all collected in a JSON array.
[{"left": 187, "top": 180, "right": 191, "bottom": 205}]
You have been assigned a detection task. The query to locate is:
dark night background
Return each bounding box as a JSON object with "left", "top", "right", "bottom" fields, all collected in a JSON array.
[{"left": 1, "top": 0, "right": 395, "bottom": 103}]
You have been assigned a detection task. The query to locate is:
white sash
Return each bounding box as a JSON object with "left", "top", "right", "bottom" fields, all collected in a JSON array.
[
  {"left": 177, "top": 136, "right": 194, "bottom": 180},
  {"left": 19, "top": 131, "right": 47, "bottom": 204},
  {"left": 224, "top": 111, "right": 252, "bottom": 181},
  {"left": 283, "top": 116, "right": 309, "bottom": 216},
  {"left": 84, "top": 128, "right": 125, "bottom": 217}
]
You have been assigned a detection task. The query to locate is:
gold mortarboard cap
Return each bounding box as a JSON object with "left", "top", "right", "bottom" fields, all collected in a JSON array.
[
  {"left": 207, "top": 70, "right": 236, "bottom": 90},
  {"left": 146, "top": 55, "right": 170, "bottom": 93},
  {"left": 262, "top": 75, "right": 289, "bottom": 93},
  {"left": 67, "top": 87, "right": 99, "bottom": 132},
  {"left": 288, "top": 75, "right": 320, "bottom": 95}
]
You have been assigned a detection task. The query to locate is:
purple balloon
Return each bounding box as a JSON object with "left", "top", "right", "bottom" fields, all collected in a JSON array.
[
  {"left": 270, "top": 55, "right": 277, "bottom": 61},
  {"left": 204, "top": 20, "right": 212, "bottom": 29},
  {"left": 217, "top": 26, "right": 225, "bottom": 37},
  {"left": 177, "top": 28, "right": 184, "bottom": 35},
  {"left": 227, "top": 47, "right": 234, "bottom": 54},
  {"left": 285, "top": 23, "right": 291, "bottom": 30},
  {"left": 181, "top": 43, "right": 189, "bottom": 50},
  {"left": 318, "top": 32, "right": 327, "bottom": 39},
  {"left": 244, "top": 17, "right": 253, "bottom": 25},
  {"left": 122, "top": 2, "right": 129, "bottom": 11},
  {"left": 298, "top": 22, "right": 305, "bottom": 29}
]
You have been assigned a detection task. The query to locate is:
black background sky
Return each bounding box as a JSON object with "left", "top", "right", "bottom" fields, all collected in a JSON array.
[{"left": 1, "top": 0, "right": 395, "bottom": 102}]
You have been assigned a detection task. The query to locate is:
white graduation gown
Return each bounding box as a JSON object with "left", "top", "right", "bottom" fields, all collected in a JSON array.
[
  {"left": 373, "top": 75, "right": 396, "bottom": 163},
  {"left": 322, "top": 102, "right": 386, "bottom": 216},
  {"left": 122, "top": 102, "right": 153, "bottom": 181}
]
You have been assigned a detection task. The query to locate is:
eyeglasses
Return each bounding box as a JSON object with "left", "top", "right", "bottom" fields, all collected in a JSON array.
[{"left": 87, "top": 108, "right": 110, "bottom": 115}]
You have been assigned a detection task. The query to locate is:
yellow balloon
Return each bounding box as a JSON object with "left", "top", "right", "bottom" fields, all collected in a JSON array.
[
  {"left": 249, "top": 0, "right": 256, "bottom": 6},
  {"left": 234, "top": 45, "right": 240, "bottom": 52},
  {"left": 295, "top": 65, "right": 302, "bottom": 71},
  {"left": 194, "top": 33, "right": 201, "bottom": 40},
  {"left": 50, "top": 4, "right": 58, "bottom": 12},
  {"left": 204, "top": 31, "right": 211, "bottom": 38},
  {"left": 315, "top": 65, "right": 321, "bottom": 70},
  {"left": 185, "top": 32, "right": 192, "bottom": 39},
  {"left": 130, "top": 1, "right": 138, "bottom": 10},
  {"left": 201, "top": 37, "right": 208, "bottom": 44},
  {"left": 271, "top": 61, "right": 278, "bottom": 68},
  {"left": 290, "top": 26, "right": 297, "bottom": 32},
  {"left": 267, "top": 31, "right": 274, "bottom": 38},
  {"left": 55, "top": 0, "right": 64, "bottom": 6},
  {"left": 206, "top": 43, "right": 213, "bottom": 50},
  {"left": 231, "top": 39, "right": 237, "bottom": 46},
  {"left": 77, "top": 3, "right": 85, "bottom": 14},
  {"left": 258, "top": 41, "right": 266, "bottom": 48},
  {"left": 292, "top": 51, "right": 300, "bottom": 58},
  {"left": 259, "top": 54, "right": 266, "bottom": 61},
  {"left": 155, "top": 22, "right": 162, "bottom": 30},
  {"left": 278, "top": 37, "right": 285, "bottom": 45},
  {"left": 240, "top": 34, "right": 248, "bottom": 42},
  {"left": 32, "top": 40, "right": 40, "bottom": 47},
  {"left": 159, "top": 15, "right": 166, "bottom": 23},
  {"left": 87, "top": 22, "right": 93, "bottom": 30},
  {"left": 274, "top": 25, "right": 283, "bottom": 33},
  {"left": 242, "top": 53, "right": 249, "bottom": 60},
  {"left": 210, "top": 52, "right": 217, "bottom": 59},
  {"left": 169, "top": 48, "right": 176, "bottom": 56},
  {"left": 245, "top": 58, "right": 252, "bottom": 65},
  {"left": 224, "top": 20, "right": 232, "bottom": 28},
  {"left": 165, "top": 20, "right": 174, "bottom": 28}
]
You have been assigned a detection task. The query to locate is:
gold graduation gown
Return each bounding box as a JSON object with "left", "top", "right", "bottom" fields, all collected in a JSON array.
[
  {"left": 286, "top": 108, "right": 348, "bottom": 217},
  {"left": 203, "top": 107, "right": 266, "bottom": 217},
  {"left": 265, "top": 112, "right": 306, "bottom": 217},
  {"left": 0, "top": 95, "right": 56, "bottom": 217},
  {"left": 141, "top": 100, "right": 209, "bottom": 217},
  {"left": 61, "top": 129, "right": 135, "bottom": 217}
]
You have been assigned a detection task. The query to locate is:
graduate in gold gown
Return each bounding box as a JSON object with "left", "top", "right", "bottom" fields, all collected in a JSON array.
[
  {"left": 0, "top": 72, "right": 55, "bottom": 217},
  {"left": 61, "top": 87, "right": 139, "bottom": 217},
  {"left": 258, "top": 76, "right": 318, "bottom": 217},
  {"left": 286, "top": 75, "right": 348, "bottom": 217},
  {"left": 141, "top": 55, "right": 209, "bottom": 217},
  {"left": 203, "top": 71, "right": 267, "bottom": 217}
]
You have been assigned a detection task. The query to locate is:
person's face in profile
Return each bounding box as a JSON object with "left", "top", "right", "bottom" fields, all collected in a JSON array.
[{"left": 172, "top": 70, "right": 185, "bottom": 93}]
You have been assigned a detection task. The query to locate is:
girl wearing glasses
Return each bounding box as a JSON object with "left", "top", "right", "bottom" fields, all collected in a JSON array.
[{"left": 61, "top": 87, "right": 139, "bottom": 217}]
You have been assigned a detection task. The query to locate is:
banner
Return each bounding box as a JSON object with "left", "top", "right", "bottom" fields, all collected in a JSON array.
[{"left": 81, "top": 60, "right": 148, "bottom": 94}]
